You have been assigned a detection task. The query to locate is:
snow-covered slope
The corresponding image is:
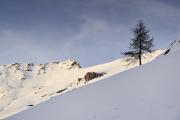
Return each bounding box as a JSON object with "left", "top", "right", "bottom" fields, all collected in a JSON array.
[
  {"left": 6, "top": 40, "right": 180, "bottom": 120},
  {"left": 0, "top": 50, "right": 163, "bottom": 119}
]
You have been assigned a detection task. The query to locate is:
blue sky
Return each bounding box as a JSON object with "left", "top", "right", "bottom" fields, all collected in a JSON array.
[{"left": 0, "top": 0, "right": 180, "bottom": 67}]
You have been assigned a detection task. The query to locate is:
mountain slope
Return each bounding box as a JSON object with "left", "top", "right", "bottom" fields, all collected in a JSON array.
[
  {"left": 0, "top": 50, "right": 163, "bottom": 119},
  {"left": 6, "top": 40, "right": 180, "bottom": 120}
]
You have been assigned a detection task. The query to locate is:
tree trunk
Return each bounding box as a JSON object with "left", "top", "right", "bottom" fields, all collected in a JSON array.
[
  {"left": 139, "top": 35, "right": 142, "bottom": 66},
  {"left": 139, "top": 54, "right": 142, "bottom": 66}
]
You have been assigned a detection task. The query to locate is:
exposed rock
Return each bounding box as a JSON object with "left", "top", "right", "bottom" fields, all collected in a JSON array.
[
  {"left": 164, "top": 49, "right": 170, "bottom": 55},
  {"left": 78, "top": 78, "right": 82, "bottom": 82},
  {"left": 71, "top": 61, "right": 81, "bottom": 68},
  {"left": 66, "top": 60, "right": 81, "bottom": 70},
  {"left": 27, "top": 105, "right": 34, "bottom": 107},
  {"left": 52, "top": 62, "right": 60, "bottom": 64},
  {"left": 56, "top": 88, "right": 67, "bottom": 94},
  {"left": 10, "top": 63, "right": 21, "bottom": 71},
  {"left": 84, "top": 72, "right": 105, "bottom": 81},
  {"left": 37, "top": 64, "right": 46, "bottom": 75},
  {"left": 20, "top": 76, "right": 26, "bottom": 80},
  {"left": 41, "top": 94, "right": 47, "bottom": 97},
  {"left": 25, "top": 63, "right": 33, "bottom": 71}
]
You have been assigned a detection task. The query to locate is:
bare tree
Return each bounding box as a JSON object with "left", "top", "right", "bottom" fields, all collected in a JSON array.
[{"left": 122, "top": 20, "right": 154, "bottom": 66}]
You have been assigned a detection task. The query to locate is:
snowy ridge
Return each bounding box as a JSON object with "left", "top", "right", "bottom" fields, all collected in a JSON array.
[
  {"left": 163, "top": 39, "right": 180, "bottom": 55},
  {"left": 0, "top": 50, "right": 163, "bottom": 119},
  {"left": 6, "top": 40, "right": 180, "bottom": 120},
  {"left": 0, "top": 60, "right": 81, "bottom": 119}
]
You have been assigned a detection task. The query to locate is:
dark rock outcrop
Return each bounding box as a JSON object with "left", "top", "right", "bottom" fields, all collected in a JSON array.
[
  {"left": 84, "top": 72, "right": 105, "bottom": 81},
  {"left": 56, "top": 88, "right": 67, "bottom": 94},
  {"left": 164, "top": 49, "right": 171, "bottom": 55},
  {"left": 67, "top": 60, "right": 81, "bottom": 70}
]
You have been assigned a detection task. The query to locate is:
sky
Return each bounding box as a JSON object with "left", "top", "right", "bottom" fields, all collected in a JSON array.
[{"left": 0, "top": 0, "right": 180, "bottom": 67}]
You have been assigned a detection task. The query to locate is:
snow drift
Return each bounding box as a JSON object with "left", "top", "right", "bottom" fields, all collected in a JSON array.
[{"left": 5, "top": 40, "right": 180, "bottom": 120}]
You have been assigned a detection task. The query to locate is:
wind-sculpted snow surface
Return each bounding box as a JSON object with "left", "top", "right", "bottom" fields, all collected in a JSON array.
[
  {"left": 6, "top": 41, "right": 180, "bottom": 120},
  {"left": 0, "top": 50, "right": 163, "bottom": 119}
]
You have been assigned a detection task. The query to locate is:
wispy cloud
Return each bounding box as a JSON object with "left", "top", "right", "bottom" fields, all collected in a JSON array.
[
  {"left": 0, "top": 0, "right": 179, "bottom": 66},
  {"left": 60, "top": 16, "right": 130, "bottom": 65}
]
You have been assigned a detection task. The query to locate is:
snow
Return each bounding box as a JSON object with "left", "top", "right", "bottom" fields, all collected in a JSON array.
[
  {"left": 5, "top": 40, "right": 180, "bottom": 120},
  {"left": 0, "top": 49, "right": 163, "bottom": 119},
  {"left": 6, "top": 39, "right": 180, "bottom": 120}
]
